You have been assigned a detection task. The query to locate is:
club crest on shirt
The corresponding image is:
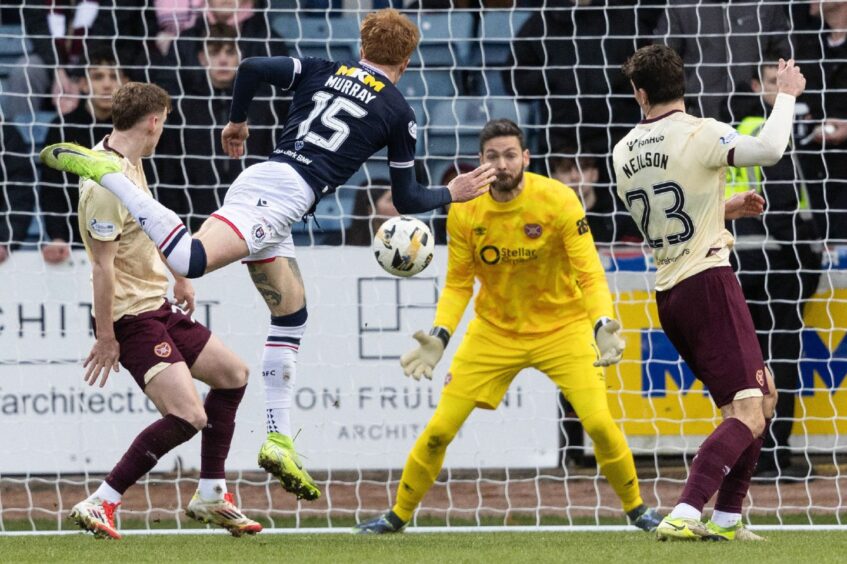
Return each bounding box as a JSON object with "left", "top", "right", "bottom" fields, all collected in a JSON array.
[
  {"left": 473, "top": 226, "right": 487, "bottom": 236},
  {"left": 524, "top": 223, "right": 542, "bottom": 239},
  {"left": 756, "top": 369, "right": 765, "bottom": 387},
  {"left": 154, "top": 342, "right": 172, "bottom": 358},
  {"left": 252, "top": 223, "right": 266, "bottom": 241},
  {"left": 576, "top": 217, "right": 590, "bottom": 235}
]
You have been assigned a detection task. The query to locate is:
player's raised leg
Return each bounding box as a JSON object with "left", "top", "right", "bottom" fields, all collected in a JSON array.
[
  {"left": 246, "top": 258, "right": 320, "bottom": 500},
  {"left": 354, "top": 394, "right": 476, "bottom": 533},
  {"left": 72, "top": 363, "right": 204, "bottom": 539},
  {"left": 185, "top": 333, "right": 263, "bottom": 536},
  {"left": 40, "top": 143, "right": 248, "bottom": 277}
]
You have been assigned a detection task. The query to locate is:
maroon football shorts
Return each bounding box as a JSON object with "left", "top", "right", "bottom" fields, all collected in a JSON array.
[
  {"left": 656, "top": 266, "right": 769, "bottom": 407},
  {"left": 99, "top": 301, "right": 212, "bottom": 390}
]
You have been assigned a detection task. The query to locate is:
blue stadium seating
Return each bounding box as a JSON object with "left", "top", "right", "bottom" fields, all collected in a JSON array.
[
  {"left": 408, "top": 12, "right": 474, "bottom": 68},
  {"left": 0, "top": 25, "right": 29, "bottom": 79},
  {"left": 473, "top": 10, "right": 533, "bottom": 66},
  {"left": 397, "top": 68, "right": 460, "bottom": 100},
  {"left": 272, "top": 15, "right": 359, "bottom": 61},
  {"left": 14, "top": 111, "right": 56, "bottom": 147},
  {"left": 423, "top": 98, "right": 532, "bottom": 157}
]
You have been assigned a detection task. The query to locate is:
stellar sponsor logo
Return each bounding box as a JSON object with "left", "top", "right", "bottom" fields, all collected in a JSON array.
[{"left": 479, "top": 245, "right": 537, "bottom": 265}]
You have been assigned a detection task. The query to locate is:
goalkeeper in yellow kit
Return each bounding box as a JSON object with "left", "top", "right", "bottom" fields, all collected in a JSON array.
[{"left": 354, "top": 119, "right": 661, "bottom": 534}]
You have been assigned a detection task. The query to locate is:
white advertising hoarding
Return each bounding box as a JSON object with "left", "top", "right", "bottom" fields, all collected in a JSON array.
[{"left": 0, "top": 248, "right": 560, "bottom": 473}]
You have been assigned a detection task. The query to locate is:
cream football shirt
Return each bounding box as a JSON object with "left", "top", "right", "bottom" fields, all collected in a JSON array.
[
  {"left": 613, "top": 110, "right": 741, "bottom": 291},
  {"left": 78, "top": 137, "right": 169, "bottom": 320}
]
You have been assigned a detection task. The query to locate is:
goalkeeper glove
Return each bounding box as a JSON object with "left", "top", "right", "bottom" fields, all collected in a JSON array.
[
  {"left": 400, "top": 327, "right": 449, "bottom": 380},
  {"left": 593, "top": 317, "right": 625, "bottom": 367}
]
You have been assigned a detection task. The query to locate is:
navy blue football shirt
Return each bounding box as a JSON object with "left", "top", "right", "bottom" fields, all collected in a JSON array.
[{"left": 229, "top": 56, "right": 449, "bottom": 213}]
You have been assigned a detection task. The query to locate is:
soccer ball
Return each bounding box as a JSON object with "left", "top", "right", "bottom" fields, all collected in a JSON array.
[{"left": 372, "top": 216, "right": 435, "bottom": 277}]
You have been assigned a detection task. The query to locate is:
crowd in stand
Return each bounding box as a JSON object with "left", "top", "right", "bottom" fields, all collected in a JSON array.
[{"left": 0, "top": 0, "right": 844, "bottom": 261}]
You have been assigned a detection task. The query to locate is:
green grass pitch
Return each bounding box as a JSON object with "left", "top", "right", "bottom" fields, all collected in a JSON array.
[{"left": 3, "top": 531, "right": 847, "bottom": 563}]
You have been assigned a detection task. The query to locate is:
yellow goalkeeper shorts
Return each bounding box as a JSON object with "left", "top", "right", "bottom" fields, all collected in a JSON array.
[{"left": 443, "top": 317, "right": 607, "bottom": 410}]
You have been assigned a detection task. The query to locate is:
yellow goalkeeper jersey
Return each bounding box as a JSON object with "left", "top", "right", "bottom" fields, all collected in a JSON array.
[{"left": 433, "top": 171, "right": 614, "bottom": 336}]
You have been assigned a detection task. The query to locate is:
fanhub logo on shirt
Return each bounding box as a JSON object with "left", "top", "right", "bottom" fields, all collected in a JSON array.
[
  {"left": 480, "top": 245, "right": 537, "bottom": 265},
  {"left": 335, "top": 65, "right": 385, "bottom": 92},
  {"left": 627, "top": 134, "right": 665, "bottom": 151}
]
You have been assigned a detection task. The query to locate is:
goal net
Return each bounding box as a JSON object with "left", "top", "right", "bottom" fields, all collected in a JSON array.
[{"left": 0, "top": 1, "right": 844, "bottom": 533}]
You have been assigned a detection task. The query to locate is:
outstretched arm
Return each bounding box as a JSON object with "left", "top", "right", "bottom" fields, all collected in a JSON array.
[
  {"left": 229, "top": 56, "right": 301, "bottom": 123},
  {"left": 388, "top": 164, "right": 495, "bottom": 214},
  {"left": 731, "top": 59, "right": 805, "bottom": 167},
  {"left": 224, "top": 57, "right": 302, "bottom": 158}
]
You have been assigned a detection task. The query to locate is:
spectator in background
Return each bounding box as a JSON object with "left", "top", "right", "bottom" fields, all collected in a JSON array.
[
  {"left": 39, "top": 47, "right": 126, "bottom": 264},
  {"left": 0, "top": 122, "right": 37, "bottom": 264},
  {"left": 346, "top": 180, "right": 398, "bottom": 247},
  {"left": 725, "top": 59, "right": 822, "bottom": 480},
  {"left": 653, "top": 0, "right": 790, "bottom": 122},
  {"left": 156, "top": 0, "right": 288, "bottom": 94},
  {"left": 506, "top": 0, "right": 643, "bottom": 153},
  {"left": 794, "top": 1, "right": 847, "bottom": 243},
  {"left": 550, "top": 150, "right": 642, "bottom": 245},
  {"left": 158, "top": 24, "right": 286, "bottom": 231},
  {"left": 2, "top": 1, "right": 147, "bottom": 123},
  {"left": 550, "top": 152, "right": 613, "bottom": 243},
  {"left": 149, "top": 0, "right": 204, "bottom": 58}
]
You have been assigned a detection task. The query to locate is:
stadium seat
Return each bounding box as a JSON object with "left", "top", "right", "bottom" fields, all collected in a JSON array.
[
  {"left": 0, "top": 25, "right": 29, "bottom": 79},
  {"left": 272, "top": 15, "right": 358, "bottom": 61},
  {"left": 408, "top": 12, "right": 474, "bottom": 68},
  {"left": 397, "top": 68, "right": 460, "bottom": 100},
  {"left": 474, "top": 10, "right": 533, "bottom": 66},
  {"left": 423, "top": 98, "right": 532, "bottom": 157},
  {"left": 14, "top": 110, "right": 56, "bottom": 146},
  {"left": 473, "top": 69, "right": 509, "bottom": 97}
]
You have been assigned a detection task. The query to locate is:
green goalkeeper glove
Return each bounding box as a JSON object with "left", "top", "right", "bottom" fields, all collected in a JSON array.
[
  {"left": 400, "top": 329, "right": 448, "bottom": 380},
  {"left": 593, "top": 318, "right": 625, "bottom": 367}
]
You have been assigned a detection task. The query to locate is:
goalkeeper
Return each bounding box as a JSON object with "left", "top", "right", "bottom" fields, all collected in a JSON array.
[{"left": 355, "top": 119, "right": 661, "bottom": 534}]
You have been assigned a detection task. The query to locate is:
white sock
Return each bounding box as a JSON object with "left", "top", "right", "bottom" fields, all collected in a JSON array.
[
  {"left": 92, "top": 481, "right": 122, "bottom": 504},
  {"left": 262, "top": 309, "right": 307, "bottom": 437},
  {"left": 98, "top": 172, "right": 199, "bottom": 276},
  {"left": 711, "top": 510, "right": 741, "bottom": 528},
  {"left": 198, "top": 479, "right": 227, "bottom": 501},
  {"left": 669, "top": 503, "right": 701, "bottom": 521}
]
